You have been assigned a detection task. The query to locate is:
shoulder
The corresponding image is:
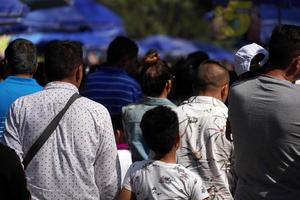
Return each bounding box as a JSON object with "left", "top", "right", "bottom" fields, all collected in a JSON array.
[
  {"left": 128, "top": 160, "right": 154, "bottom": 173},
  {"left": 122, "top": 102, "right": 147, "bottom": 115},
  {"left": 9, "top": 90, "right": 41, "bottom": 110},
  {"left": 76, "top": 96, "right": 110, "bottom": 117}
]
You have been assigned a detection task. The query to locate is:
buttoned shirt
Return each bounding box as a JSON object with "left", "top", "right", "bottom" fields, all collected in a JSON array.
[
  {"left": 174, "top": 96, "right": 235, "bottom": 200},
  {"left": 3, "top": 81, "right": 120, "bottom": 200}
]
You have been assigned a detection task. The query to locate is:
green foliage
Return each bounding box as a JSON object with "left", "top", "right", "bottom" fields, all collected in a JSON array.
[{"left": 99, "top": 0, "right": 212, "bottom": 41}]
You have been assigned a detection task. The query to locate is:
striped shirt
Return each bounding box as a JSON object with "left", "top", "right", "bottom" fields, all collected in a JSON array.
[{"left": 83, "top": 67, "right": 143, "bottom": 115}]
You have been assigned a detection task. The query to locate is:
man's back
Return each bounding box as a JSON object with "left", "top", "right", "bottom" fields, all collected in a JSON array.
[
  {"left": 175, "top": 96, "right": 234, "bottom": 199},
  {"left": 4, "top": 82, "right": 119, "bottom": 200},
  {"left": 83, "top": 67, "right": 143, "bottom": 115},
  {"left": 229, "top": 75, "right": 300, "bottom": 199},
  {"left": 123, "top": 160, "right": 209, "bottom": 200}
]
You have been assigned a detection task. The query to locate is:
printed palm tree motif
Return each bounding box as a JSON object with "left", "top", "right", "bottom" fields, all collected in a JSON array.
[
  {"left": 177, "top": 98, "right": 234, "bottom": 200},
  {"left": 159, "top": 176, "right": 174, "bottom": 184},
  {"left": 151, "top": 187, "right": 162, "bottom": 196},
  {"left": 208, "top": 185, "right": 229, "bottom": 200}
]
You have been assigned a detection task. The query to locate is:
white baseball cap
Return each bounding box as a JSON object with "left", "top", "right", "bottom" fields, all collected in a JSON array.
[{"left": 234, "top": 43, "right": 269, "bottom": 76}]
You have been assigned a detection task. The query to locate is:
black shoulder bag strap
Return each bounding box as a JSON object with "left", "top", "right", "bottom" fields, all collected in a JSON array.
[{"left": 22, "top": 93, "right": 81, "bottom": 170}]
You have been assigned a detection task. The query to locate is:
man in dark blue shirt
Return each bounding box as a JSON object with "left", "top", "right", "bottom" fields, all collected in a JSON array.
[{"left": 83, "top": 36, "right": 143, "bottom": 116}]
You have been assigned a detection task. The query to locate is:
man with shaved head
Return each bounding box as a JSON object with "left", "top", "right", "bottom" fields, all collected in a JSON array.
[{"left": 175, "top": 60, "right": 235, "bottom": 199}]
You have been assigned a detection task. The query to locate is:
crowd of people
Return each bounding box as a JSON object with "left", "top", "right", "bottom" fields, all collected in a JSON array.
[{"left": 0, "top": 24, "right": 300, "bottom": 200}]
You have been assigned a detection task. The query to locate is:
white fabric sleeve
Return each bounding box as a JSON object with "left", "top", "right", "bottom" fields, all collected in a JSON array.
[
  {"left": 122, "top": 163, "right": 134, "bottom": 192},
  {"left": 191, "top": 177, "right": 209, "bottom": 200},
  {"left": 94, "top": 109, "right": 121, "bottom": 200},
  {"left": 3, "top": 101, "right": 24, "bottom": 161}
]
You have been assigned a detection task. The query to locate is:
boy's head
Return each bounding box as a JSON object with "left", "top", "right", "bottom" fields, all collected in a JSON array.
[{"left": 140, "top": 106, "right": 179, "bottom": 155}]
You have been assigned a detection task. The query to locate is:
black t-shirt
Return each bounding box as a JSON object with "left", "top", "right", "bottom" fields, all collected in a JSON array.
[{"left": 0, "top": 144, "right": 30, "bottom": 200}]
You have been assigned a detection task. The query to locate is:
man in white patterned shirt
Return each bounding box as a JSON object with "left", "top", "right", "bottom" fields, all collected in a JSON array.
[
  {"left": 175, "top": 60, "right": 235, "bottom": 199},
  {"left": 3, "top": 41, "right": 120, "bottom": 199}
]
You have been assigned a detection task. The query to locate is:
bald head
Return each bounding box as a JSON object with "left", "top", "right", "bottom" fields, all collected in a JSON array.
[{"left": 194, "top": 60, "right": 229, "bottom": 93}]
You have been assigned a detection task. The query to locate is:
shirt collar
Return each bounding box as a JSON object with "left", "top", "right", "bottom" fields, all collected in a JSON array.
[
  {"left": 143, "top": 96, "right": 176, "bottom": 107},
  {"left": 183, "top": 96, "right": 227, "bottom": 109},
  {"left": 45, "top": 81, "right": 79, "bottom": 93},
  {"left": 5, "top": 76, "right": 39, "bottom": 85}
]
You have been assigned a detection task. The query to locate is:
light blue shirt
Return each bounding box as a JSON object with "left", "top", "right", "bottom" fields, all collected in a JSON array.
[
  {"left": 0, "top": 76, "right": 42, "bottom": 141},
  {"left": 122, "top": 97, "right": 176, "bottom": 162}
]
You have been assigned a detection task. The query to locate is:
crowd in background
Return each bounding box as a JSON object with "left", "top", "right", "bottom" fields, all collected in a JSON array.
[{"left": 0, "top": 24, "right": 300, "bottom": 200}]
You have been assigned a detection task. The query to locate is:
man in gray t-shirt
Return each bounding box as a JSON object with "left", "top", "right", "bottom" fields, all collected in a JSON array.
[{"left": 229, "top": 24, "right": 300, "bottom": 199}]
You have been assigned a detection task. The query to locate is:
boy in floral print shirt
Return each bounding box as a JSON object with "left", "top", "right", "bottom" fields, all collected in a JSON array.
[{"left": 118, "top": 106, "right": 209, "bottom": 200}]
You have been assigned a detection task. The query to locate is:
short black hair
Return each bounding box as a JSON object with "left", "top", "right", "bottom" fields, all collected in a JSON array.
[
  {"left": 171, "top": 51, "right": 209, "bottom": 101},
  {"left": 44, "top": 41, "right": 83, "bottom": 82},
  {"left": 140, "top": 60, "right": 173, "bottom": 97},
  {"left": 111, "top": 114, "right": 123, "bottom": 132},
  {"left": 194, "top": 59, "right": 229, "bottom": 92},
  {"left": 106, "top": 36, "right": 138, "bottom": 64},
  {"left": 268, "top": 24, "right": 300, "bottom": 69},
  {"left": 140, "top": 106, "right": 179, "bottom": 155},
  {"left": 4, "top": 38, "right": 37, "bottom": 75}
]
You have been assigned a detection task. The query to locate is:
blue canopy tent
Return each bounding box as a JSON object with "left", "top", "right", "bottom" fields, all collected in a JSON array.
[
  {"left": 11, "top": 0, "right": 125, "bottom": 50},
  {"left": 12, "top": 31, "right": 113, "bottom": 50},
  {"left": 21, "top": 0, "right": 125, "bottom": 34},
  {"left": 0, "top": 0, "right": 28, "bottom": 33},
  {"left": 138, "top": 35, "right": 234, "bottom": 62}
]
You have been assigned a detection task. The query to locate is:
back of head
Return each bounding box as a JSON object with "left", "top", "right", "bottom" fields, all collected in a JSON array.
[
  {"left": 106, "top": 36, "right": 138, "bottom": 65},
  {"left": 140, "top": 60, "right": 173, "bottom": 97},
  {"left": 194, "top": 60, "right": 229, "bottom": 93},
  {"left": 4, "top": 38, "right": 37, "bottom": 75},
  {"left": 185, "top": 51, "right": 209, "bottom": 68},
  {"left": 44, "top": 41, "right": 83, "bottom": 82},
  {"left": 171, "top": 51, "right": 209, "bottom": 101},
  {"left": 141, "top": 106, "right": 179, "bottom": 155},
  {"left": 268, "top": 24, "right": 300, "bottom": 69}
]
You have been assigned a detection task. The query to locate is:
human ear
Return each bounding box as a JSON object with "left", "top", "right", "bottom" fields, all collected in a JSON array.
[
  {"left": 75, "top": 65, "right": 83, "bottom": 85},
  {"left": 175, "top": 134, "right": 180, "bottom": 150},
  {"left": 221, "top": 84, "right": 229, "bottom": 102}
]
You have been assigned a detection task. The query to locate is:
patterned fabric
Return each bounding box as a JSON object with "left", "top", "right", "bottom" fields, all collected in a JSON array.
[
  {"left": 3, "top": 81, "right": 120, "bottom": 200},
  {"left": 123, "top": 160, "right": 209, "bottom": 200},
  {"left": 83, "top": 67, "right": 143, "bottom": 116},
  {"left": 0, "top": 76, "right": 42, "bottom": 141},
  {"left": 175, "top": 96, "right": 235, "bottom": 200},
  {"left": 122, "top": 97, "right": 176, "bottom": 162}
]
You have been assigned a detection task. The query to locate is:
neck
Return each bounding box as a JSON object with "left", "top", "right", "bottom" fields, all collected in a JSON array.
[
  {"left": 14, "top": 74, "right": 33, "bottom": 79},
  {"left": 158, "top": 92, "right": 168, "bottom": 98},
  {"left": 198, "top": 90, "right": 222, "bottom": 101},
  {"left": 153, "top": 149, "right": 177, "bottom": 164},
  {"left": 265, "top": 68, "right": 294, "bottom": 82},
  {"left": 59, "top": 77, "right": 79, "bottom": 88}
]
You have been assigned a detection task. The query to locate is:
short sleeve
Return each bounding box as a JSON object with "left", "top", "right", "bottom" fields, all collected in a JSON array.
[
  {"left": 122, "top": 163, "right": 134, "bottom": 192},
  {"left": 190, "top": 177, "right": 209, "bottom": 200}
]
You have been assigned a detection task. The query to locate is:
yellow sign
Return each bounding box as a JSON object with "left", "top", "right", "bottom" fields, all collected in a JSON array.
[
  {"left": 213, "top": 1, "right": 252, "bottom": 39},
  {"left": 0, "top": 35, "right": 11, "bottom": 58}
]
